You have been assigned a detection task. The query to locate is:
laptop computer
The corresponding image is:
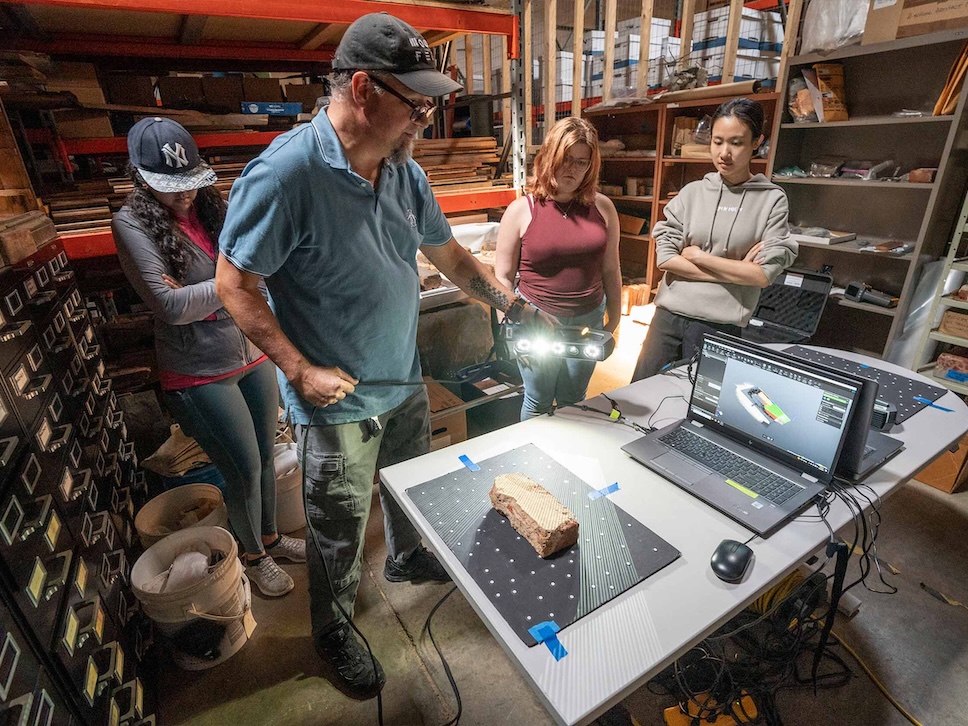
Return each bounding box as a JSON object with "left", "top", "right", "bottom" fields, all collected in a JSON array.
[{"left": 622, "top": 334, "right": 865, "bottom": 536}]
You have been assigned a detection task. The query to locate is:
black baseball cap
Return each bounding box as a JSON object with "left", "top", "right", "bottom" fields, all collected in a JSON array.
[
  {"left": 127, "top": 117, "right": 217, "bottom": 193},
  {"left": 332, "top": 13, "right": 462, "bottom": 97}
]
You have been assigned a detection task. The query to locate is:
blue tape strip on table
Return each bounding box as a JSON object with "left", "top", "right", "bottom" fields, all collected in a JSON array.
[
  {"left": 459, "top": 454, "right": 481, "bottom": 471},
  {"left": 406, "top": 443, "right": 681, "bottom": 647},
  {"left": 914, "top": 395, "right": 953, "bottom": 412},
  {"left": 588, "top": 482, "right": 620, "bottom": 500},
  {"left": 528, "top": 621, "right": 567, "bottom": 661}
]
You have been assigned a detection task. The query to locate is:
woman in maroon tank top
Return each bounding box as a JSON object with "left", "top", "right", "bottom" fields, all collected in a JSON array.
[{"left": 496, "top": 117, "right": 622, "bottom": 420}]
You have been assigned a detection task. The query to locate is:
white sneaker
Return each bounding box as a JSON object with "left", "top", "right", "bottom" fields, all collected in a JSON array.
[
  {"left": 246, "top": 555, "right": 294, "bottom": 597},
  {"left": 266, "top": 534, "right": 307, "bottom": 563}
]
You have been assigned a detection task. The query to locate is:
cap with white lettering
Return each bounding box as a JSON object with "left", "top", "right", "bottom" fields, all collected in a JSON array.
[
  {"left": 126, "top": 117, "right": 217, "bottom": 193},
  {"left": 332, "top": 13, "right": 462, "bottom": 97}
]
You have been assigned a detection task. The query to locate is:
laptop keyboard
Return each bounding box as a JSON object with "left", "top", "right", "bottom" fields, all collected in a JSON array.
[{"left": 659, "top": 427, "right": 802, "bottom": 505}]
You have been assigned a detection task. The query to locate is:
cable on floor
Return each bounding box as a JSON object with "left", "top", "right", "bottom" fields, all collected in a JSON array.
[{"left": 423, "top": 586, "right": 462, "bottom": 726}]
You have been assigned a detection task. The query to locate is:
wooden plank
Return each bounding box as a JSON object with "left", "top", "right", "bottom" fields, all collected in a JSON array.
[
  {"left": 524, "top": 0, "right": 533, "bottom": 148},
  {"left": 679, "top": 0, "right": 696, "bottom": 69},
  {"left": 300, "top": 23, "right": 342, "bottom": 51},
  {"left": 572, "top": 0, "right": 584, "bottom": 115},
  {"left": 544, "top": 0, "right": 557, "bottom": 137},
  {"left": 603, "top": 0, "right": 617, "bottom": 101},
  {"left": 636, "top": 0, "right": 655, "bottom": 95},
  {"left": 464, "top": 35, "right": 475, "bottom": 95},
  {"left": 722, "top": 0, "right": 744, "bottom": 83},
  {"left": 483, "top": 35, "right": 493, "bottom": 95}
]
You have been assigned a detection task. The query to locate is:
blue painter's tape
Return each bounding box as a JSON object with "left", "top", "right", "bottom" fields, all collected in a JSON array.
[
  {"left": 588, "top": 482, "right": 620, "bottom": 500},
  {"left": 529, "top": 621, "right": 567, "bottom": 661},
  {"left": 458, "top": 454, "right": 481, "bottom": 472},
  {"left": 914, "top": 395, "right": 954, "bottom": 412}
]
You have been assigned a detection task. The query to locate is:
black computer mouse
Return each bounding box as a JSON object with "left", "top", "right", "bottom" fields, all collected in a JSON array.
[{"left": 710, "top": 539, "right": 754, "bottom": 583}]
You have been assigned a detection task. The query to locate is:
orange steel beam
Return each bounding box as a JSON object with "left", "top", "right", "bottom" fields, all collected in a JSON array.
[
  {"left": 0, "top": 0, "right": 516, "bottom": 36},
  {"left": 9, "top": 33, "right": 335, "bottom": 62}
]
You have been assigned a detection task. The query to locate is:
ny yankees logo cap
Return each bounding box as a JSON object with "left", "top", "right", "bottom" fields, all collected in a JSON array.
[
  {"left": 332, "top": 13, "right": 462, "bottom": 97},
  {"left": 126, "top": 117, "right": 217, "bottom": 193}
]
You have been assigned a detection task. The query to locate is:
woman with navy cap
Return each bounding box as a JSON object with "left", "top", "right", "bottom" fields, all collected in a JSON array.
[{"left": 112, "top": 117, "right": 305, "bottom": 597}]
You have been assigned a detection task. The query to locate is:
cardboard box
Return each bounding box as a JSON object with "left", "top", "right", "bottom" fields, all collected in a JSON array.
[
  {"left": 863, "top": 0, "right": 905, "bottom": 44},
  {"left": 939, "top": 309, "right": 968, "bottom": 338},
  {"left": 618, "top": 213, "right": 649, "bottom": 235},
  {"left": 242, "top": 77, "right": 282, "bottom": 102},
  {"left": 916, "top": 433, "right": 968, "bottom": 493},
  {"left": 426, "top": 379, "right": 467, "bottom": 451},
  {"left": 51, "top": 109, "right": 114, "bottom": 138},
  {"left": 105, "top": 75, "right": 156, "bottom": 107},
  {"left": 158, "top": 76, "right": 204, "bottom": 107},
  {"left": 898, "top": 0, "right": 968, "bottom": 38},
  {"left": 284, "top": 83, "right": 326, "bottom": 113},
  {"left": 202, "top": 76, "right": 245, "bottom": 112}
]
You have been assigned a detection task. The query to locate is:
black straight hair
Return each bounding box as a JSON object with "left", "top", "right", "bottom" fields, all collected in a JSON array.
[{"left": 711, "top": 97, "right": 765, "bottom": 140}]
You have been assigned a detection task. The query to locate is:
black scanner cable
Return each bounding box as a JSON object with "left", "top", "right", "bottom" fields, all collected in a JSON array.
[{"left": 300, "top": 384, "right": 463, "bottom": 726}]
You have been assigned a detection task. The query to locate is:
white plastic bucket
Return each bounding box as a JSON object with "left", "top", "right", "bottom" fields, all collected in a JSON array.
[
  {"left": 274, "top": 442, "right": 305, "bottom": 534},
  {"left": 130, "top": 526, "right": 255, "bottom": 670},
  {"left": 135, "top": 483, "right": 228, "bottom": 548}
]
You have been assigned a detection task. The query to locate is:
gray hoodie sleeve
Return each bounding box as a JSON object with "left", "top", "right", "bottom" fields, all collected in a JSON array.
[
  {"left": 755, "top": 194, "right": 797, "bottom": 284},
  {"left": 112, "top": 213, "right": 225, "bottom": 325},
  {"left": 652, "top": 194, "right": 687, "bottom": 267}
]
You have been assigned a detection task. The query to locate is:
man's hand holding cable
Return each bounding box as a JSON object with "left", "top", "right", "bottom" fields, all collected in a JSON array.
[{"left": 290, "top": 363, "right": 358, "bottom": 408}]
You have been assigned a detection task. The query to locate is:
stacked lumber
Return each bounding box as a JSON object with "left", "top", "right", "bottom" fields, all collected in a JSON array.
[
  {"left": 45, "top": 188, "right": 124, "bottom": 234},
  {"left": 412, "top": 137, "right": 510, "bottom": 193},
  {"left": 0, "top": 51, "right": 49, "bottom": 97}
]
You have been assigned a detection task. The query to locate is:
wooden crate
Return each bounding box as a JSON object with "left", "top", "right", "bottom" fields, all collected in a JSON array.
[{"left": 425, "top": 377, "right": 468, "bottom": 451}]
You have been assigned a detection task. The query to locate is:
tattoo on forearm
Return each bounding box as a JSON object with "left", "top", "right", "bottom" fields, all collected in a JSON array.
[{"left": 469, "top": 275, "right": 511, "bottom": 311}]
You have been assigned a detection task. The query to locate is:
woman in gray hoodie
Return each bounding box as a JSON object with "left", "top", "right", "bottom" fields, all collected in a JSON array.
[{"left": 631, "top": 98, "right": 797, "bottom": 381}]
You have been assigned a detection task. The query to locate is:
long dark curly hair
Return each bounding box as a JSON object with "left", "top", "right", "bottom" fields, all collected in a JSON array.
[{"left": 124, "top": 163, "right": 227, "bottom": 281}]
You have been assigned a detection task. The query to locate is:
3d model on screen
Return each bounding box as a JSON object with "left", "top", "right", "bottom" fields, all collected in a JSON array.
[{"left": 736, "top": 383, "right": 791, "bottom": 425}]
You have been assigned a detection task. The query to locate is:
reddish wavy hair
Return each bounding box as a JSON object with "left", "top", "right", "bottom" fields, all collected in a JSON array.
[{"left": 526, "top": 117, "right": 601, "bottom": 206}]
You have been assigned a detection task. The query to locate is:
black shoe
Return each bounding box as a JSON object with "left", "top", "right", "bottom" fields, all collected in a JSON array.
[
  {"left": 314, "top": 624, "right": 386, "bottom": 700},
  {"left": 384, "top": 546, "right": 452, "bottom": 583}
]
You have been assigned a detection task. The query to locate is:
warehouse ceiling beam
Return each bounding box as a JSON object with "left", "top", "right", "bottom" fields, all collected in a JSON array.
[
  {"left": 299, "top": 22, "right": 340, "bottom": 50},
  {"left": 0, "top": 0, "right": 516, "bottom": 37},
  {"left": 8, "top": 32, "right": 335, "bottom": 62},
  {"left": 178, "top": 13, "right": 206, "bottom": 45}
]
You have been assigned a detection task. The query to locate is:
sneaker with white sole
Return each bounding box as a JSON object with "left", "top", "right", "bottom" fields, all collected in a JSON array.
[
  {"left": 266, "top": 534, "right": 306, "bottom": 563},
  {"left": 246, "top": 555, "right": 294, "bottom": 597}
]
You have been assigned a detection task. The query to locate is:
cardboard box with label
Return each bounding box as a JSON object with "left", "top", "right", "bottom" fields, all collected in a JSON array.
[
  {"left": 916, "top": 433, "right": 968, "bottom": 493},
  {"left": 898, "top": 0, "right": 968, "bottom": 38},
  {"left": 426, "top": 378, "right": 468, "bottom": 452}
]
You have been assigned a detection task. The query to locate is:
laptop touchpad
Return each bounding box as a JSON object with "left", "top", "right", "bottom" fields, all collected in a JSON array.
[{"left": 654, "top": 452, "right": 708, "bottom": 484}]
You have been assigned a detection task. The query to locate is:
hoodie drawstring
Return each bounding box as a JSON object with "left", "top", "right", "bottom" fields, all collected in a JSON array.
[
  {"left": 707, "top": 183, "right": 724, "bottom": 252},
  {"left": 724, "top": 188, "right": 747, "bottom": 253}
]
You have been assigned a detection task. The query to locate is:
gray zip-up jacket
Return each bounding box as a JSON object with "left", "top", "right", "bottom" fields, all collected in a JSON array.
[
  {"left": 653, "top": 172, "right": 797, "bottom": 326},
  {"left": 112, "top": 205, "right": 263, "bottom": 377}
]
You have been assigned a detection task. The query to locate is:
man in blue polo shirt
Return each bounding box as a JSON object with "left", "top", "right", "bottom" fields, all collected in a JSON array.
[{"left": 216, "top": 12, "right": 551, "bottom": 701}]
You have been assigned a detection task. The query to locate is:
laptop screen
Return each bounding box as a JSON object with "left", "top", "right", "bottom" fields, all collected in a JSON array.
[{"left": 690, "top": 336, "right": 860, "bottom": 479}]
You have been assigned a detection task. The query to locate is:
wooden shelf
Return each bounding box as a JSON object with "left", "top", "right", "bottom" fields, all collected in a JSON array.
[
  {"left": 619, "top": 233, "right": 650, "bottom": 242},
  {"left": 930, "top": 330, "right": 968, "bottom": 346},
  {"left": 790, "top": 27, "right": 968, "bottom": 66},
  {"left": 773, "top": 177, "right": 936, "bottom": 189},
  {"left": 60, "top": 131, "right": 287, "bottom": 155},
  {"left": 794, "top": 236, "right": 915, "bottom": 261},
  {"left": 601, "top": 156, "right": 656, "bottom": 162},
  {"left": 663, "top": 157, "right": 769, "bottom": 164},
  {"left": 607, "top": 195, "right": 653, "bottom": 203},
  {"left": 837, "top": 298, "right": 898, "bottom": 317},
  {"left": 939, "top": 295, "right": 968, "bottom": 312},
  {"left": 60, "top": 187, "right": 518, "bottom": 259},
  {"left": 781, "top": 115, "right": 955, "bottom": 129}
]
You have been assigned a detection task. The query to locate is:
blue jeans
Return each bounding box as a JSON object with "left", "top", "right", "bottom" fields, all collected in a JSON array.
[
  {"left": 294, "top": 387, "right": 430, "bottom": 636},
  {"left": 517, "top": 299, "right": 606, "bottom": 420},
  {"left": 163, "top": 359, "right": 280, "bottom": 557}
]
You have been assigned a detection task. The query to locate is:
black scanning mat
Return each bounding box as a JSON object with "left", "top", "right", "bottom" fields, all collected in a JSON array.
[
  {"left": 406, "top": 444, "right": 680, "bottom": 646},
  {"left": 785, "top": 346, "right": 946, "bottom": 423}
]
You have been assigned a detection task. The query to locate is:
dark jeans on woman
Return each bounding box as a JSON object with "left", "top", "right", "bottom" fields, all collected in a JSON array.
[
  {"left": 163, "top": 358, "right": 279, "bottom": 557},
  {"left": 632, "top": 306, "right": 741, "bottom": 382}
]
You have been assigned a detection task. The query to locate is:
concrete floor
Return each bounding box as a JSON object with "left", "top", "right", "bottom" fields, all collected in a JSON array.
[{"left": 156, "top": 311, "right": 968, "bottom": 726}]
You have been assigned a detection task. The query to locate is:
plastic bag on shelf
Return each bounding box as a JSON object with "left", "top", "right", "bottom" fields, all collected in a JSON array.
[
  {"left": 692, "top": 114, "right": 713, "bottom": 145},
  {"left": 787, "top": 75, "right": 819, "bottom": 123},
  {"left": 800, "top": 0, "right": 869, "bottom": 55}
]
